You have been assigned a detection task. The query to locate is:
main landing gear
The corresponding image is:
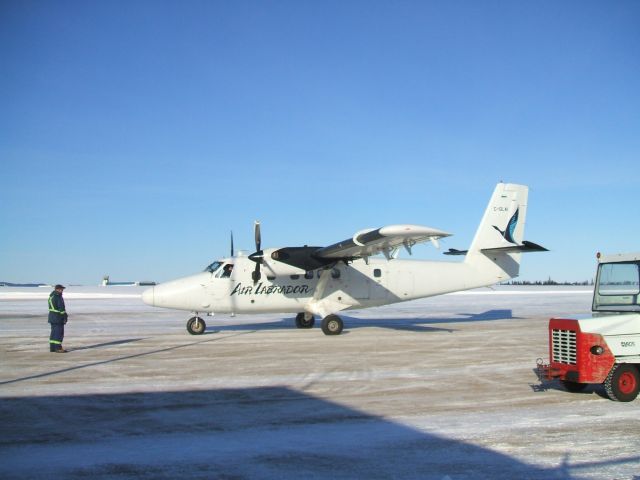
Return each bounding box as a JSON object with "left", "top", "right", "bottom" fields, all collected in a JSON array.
[
  {"left": 321, "top": 314, "right": 344, "bottom": 335},
  {"left": 186, "top": 316, "right": 206, "bottom": 335},
  {"left": 295, "top": 312, "right": 344, "bottom": 335},
  {"left": 295, "top": 312, "right": 315, "bottom": 329}
]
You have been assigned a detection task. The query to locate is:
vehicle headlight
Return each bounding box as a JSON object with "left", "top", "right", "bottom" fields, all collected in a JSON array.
[{"left": 590, "top": 345, "right": 605, "bottom": 355}]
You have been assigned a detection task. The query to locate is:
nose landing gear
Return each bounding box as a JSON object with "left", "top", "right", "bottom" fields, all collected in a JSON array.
[{"left": 186, "top": 316, "right": 206, "bottom": 335}]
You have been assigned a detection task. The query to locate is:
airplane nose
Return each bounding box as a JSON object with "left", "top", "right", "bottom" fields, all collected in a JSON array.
[{"left": 141, "top": 287, "right": 155, "bottom": 306}]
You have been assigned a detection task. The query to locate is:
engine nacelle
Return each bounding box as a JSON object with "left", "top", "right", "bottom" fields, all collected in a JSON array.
[{"left": 262, "top": 248, "right": 307, "bottom": 277}]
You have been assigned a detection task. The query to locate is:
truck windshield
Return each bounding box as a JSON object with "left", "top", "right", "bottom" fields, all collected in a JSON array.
[
  {"left": 204, "top": 261, "right": 223, "bottom": 273},
  {"left": 593, "top": 261, "right": 640, "bottom": 312}
]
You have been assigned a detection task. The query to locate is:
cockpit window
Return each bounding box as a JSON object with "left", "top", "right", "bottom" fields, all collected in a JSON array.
[
  {"left": 204, "top": 261, "right": 223, "bottom": 273},
  {"left": 213, "top": 263, "right": 234, "bottom": 278},
  {"left": 221, "top": 264, "right": 234, "bottom": 278}
]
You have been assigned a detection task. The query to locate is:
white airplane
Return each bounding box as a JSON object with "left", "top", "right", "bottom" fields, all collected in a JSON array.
[{"left": 142, "top": 183, "right": 547, "bottom": 335}]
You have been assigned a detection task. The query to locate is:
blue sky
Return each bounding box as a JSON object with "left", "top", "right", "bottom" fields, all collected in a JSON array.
[{"left": 1, "top": 1, "right": 639, "bottom": 285}]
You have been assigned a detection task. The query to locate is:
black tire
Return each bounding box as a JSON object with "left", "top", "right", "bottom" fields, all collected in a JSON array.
[
  {"left": 561, "top": 380, "right": 588, "bottom": 393},
  {"left": 186, "top": 316, "right": 206, "bottom": 335},
  {"left": 295, "top": 312, "right": 315, "bottom": 329},
  {"left": 604, "top": 364, "right": 640, "bottom": 402},
  {"left": 321, "top": 314, "right": 343, "bottom": 335}
]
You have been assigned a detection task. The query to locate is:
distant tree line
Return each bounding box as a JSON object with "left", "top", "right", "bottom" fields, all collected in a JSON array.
[{"left": 503, "top": 277, "right": 594, "bottom": 286}]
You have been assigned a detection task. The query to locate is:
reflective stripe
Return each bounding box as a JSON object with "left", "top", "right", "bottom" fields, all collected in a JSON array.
[
  {"left": 49, "top": 340, "right": 62, "bottom": 345},
  {"left": 48, "top": 295, "right": 66, "bottom": 314}
]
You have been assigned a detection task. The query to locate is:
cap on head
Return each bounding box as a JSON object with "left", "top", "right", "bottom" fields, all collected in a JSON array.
[{"left": 55, "top": 284, "right": 66, "bottom": 290}]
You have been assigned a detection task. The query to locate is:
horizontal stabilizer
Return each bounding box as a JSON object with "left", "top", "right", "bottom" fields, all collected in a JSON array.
[
  {"left": 443, "top": 248, "right": 468, "bottom": 256},
  {"left": 444, "top": 240, "right": 547, "bottom": 256},
  {"left": 481, "top": 240, "right": 548, "bottom": 255}
]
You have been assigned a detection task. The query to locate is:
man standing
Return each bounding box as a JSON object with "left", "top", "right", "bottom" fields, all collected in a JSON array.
[{"left": 48, "top": 284, "right": 68, "bottom": 353}]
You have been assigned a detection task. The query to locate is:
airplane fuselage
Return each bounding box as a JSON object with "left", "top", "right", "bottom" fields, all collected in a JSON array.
[{"left": 143, "top": 254, "right": 505, "bottom": 316}]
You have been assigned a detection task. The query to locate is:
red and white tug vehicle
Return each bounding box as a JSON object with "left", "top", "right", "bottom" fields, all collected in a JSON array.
[{"left": 541, "top": 252, "right": 640, "bottom": 401}]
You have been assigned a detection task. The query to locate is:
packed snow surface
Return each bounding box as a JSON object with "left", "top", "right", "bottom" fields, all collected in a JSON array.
[{"left": 1, "top": 285, "right": 638, "bottom": 479}]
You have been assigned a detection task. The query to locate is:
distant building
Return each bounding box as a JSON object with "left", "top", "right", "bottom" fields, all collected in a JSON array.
[{"left": 101, "top": 275, "right": 156, "bottom": 287}]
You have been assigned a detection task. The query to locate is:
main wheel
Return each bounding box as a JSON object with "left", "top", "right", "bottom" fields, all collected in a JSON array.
[
  {"left": 321, "top": 314, "right": 343, "bottom": 336},
  {"left": 561, "top": 380, "right": 588, "bottom": 393},
  {"left": 295, "top": 312, "right": 315, "bottom": 329},
  {"left": 186, "top": 316, "right": 206, "bottom": 335},
  {"left": 604, "top": 364, "right": 639, "bottom": 402}
]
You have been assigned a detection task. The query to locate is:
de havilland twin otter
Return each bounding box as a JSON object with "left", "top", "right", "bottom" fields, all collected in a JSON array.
[{"left": 142, "top": 183, "right": 547, "bottom": 335}]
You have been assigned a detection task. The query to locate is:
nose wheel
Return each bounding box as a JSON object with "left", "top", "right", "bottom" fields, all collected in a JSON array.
[{"left": 186, "top": 316, "right": 206, "bottom": 335}]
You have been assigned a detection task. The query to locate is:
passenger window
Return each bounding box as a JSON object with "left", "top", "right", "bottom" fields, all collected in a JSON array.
[
  {"left": 305, "top": 271, "right": 314, "bottom": 280},
  {"left": 331, "top": 268, "right": 341, "bottom": 279},
  {"left": 290, "top": 275, "right": 300, "bottom": 280},
  {"left": 374, "top": 269, "right": 382, "bottom": 278}
]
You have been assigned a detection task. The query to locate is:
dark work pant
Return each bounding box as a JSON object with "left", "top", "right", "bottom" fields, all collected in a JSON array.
[{"left": 49, "top": 323, "right": 65, "bottom": 351}]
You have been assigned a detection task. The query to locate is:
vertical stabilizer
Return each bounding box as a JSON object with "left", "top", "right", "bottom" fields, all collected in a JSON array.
[{"left": 464, "top": 183, "right": 529, "bottom": 281}]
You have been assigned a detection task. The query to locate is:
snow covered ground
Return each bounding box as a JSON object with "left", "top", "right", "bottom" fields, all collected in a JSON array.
[{"left": 1, "top": 285, "right": 638, "bottom": 479}]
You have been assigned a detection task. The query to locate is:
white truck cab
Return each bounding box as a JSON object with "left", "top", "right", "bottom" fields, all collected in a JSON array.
[{"left": 543, "top": 252, "right": 640, "bottom": 401}]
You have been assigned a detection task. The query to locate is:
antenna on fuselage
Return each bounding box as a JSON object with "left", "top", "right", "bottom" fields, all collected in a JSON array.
[{"left": 230, "top": 231, "right": 235, "bottom": 257}]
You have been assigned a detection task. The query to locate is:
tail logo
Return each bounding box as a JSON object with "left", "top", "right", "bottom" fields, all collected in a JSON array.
[{"left": 493, "top": 208, "right": 518, "bottom": 244}]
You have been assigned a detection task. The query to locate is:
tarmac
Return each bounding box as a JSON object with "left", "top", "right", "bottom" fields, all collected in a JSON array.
[{"left": 1, "top": 286, "right": 639, "bottom": 479}]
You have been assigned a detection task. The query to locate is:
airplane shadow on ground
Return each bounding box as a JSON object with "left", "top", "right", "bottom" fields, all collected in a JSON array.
[
  {"left": 206, "top": 309, "right": 519, "bottom": 334},
  {"left": 344, "top": 309, "right": 521, "bottom": 332},
  {"left": 2, "top": 386, "right": 635, "bottom": 480}
]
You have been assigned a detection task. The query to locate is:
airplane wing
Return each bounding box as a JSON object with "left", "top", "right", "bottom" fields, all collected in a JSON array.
[{"left": 314, "top": 224, "right": 452, "bottom": 261}]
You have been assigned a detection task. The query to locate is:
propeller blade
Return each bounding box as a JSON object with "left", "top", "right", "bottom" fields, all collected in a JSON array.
[
  {"left": 254, "top": 221, "right": 261, "bottom": 252},
  {"left": 230, "top": 231, "right": 234, "bottom": 257},
  {"left": 251, "top": 221, "right": 263, "bottom": 283},
  {"left": 252, "top": 263, "right": 261, "bottom": 283}
]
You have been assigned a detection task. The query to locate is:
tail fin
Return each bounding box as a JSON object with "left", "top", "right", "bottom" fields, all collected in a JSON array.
[
  {"left": 468, "top": 183, "right": 528, "bottom": 253},
  {"left": 464, "top": 183, "right": 530, "bottom": 280}
]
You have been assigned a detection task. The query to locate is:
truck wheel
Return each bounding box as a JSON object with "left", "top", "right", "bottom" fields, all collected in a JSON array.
[
  {"left": 561, "top": 380, "right": 587, "bottom": 393},
  {"left": 604, "top": 364, "right": 639, "bottom": 402}
]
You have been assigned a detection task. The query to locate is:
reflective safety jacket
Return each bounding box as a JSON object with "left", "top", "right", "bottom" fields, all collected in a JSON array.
[{"left": 48, "top": 291, "right": 67, "bottom": 325}]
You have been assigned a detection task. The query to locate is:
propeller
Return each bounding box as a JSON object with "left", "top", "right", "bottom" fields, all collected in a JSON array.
[
  {"left": 248, "top": 221, "right": 263, "bottom": 283},
  {"left": 230, "top": 231, "right": 235, "bottom": 257}
]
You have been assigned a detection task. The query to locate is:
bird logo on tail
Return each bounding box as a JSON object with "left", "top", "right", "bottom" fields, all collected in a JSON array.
[{"left": 493, "top": 208, "right": 519, "bottom": 244}]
